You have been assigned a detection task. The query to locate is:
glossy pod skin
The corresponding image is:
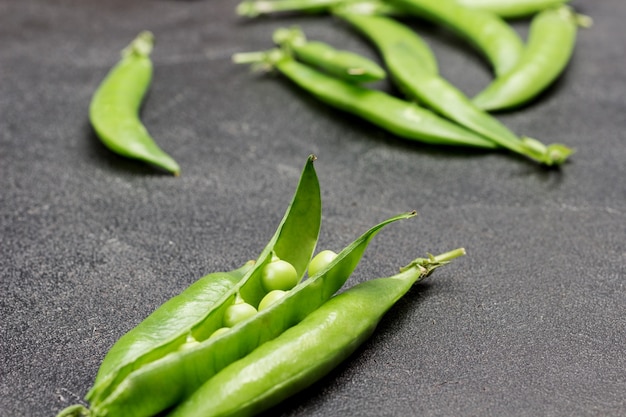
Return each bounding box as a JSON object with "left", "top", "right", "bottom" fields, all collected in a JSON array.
[
  {"left": 386, "top": 0, "right": 523, "bottom": 77},
  {"left": 272, "top": 26, "right": 387, "bottom": 83},
  {"left": 168, "top": 249, "right": 466, "bottom": 417},
  {"left": 234, "top": 50, "right": 497, "bottom": 149},
  {"left": 473, "top": 6, "right": 591, "bottom": 111},
  {"left": 89, "top": 31, "right": 180, "bottom": 175},
  {"left": 339, "top": 12, "right": 573, "bottom": 166}
]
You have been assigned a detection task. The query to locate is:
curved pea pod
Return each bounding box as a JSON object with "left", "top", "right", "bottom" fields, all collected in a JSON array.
[
  {"left": 86, "top": 211, "right": 415, "bottom": 417},
  {"left": 272, "top": 26, "right": 387, "bottom": 83},
  {"left": 386, "top": 0, "right": 523, "bottom": 77},
  {"left": 456, "top": 0, "right": 573, "bottom": 19},
  {"left": 473, "top": 5, "right": 591, "bottom": 111},
  {"left": 168, "top": 249, "right": 466, "bottom": 417},
  {"left": 89, "top": 31, "right": 180, "bottom": 175},
  {"left": 65, "top": 155, "right": 322, "bottom": 416}
]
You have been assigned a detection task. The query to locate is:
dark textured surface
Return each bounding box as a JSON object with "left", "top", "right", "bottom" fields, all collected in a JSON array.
[{"left": 1, "top": 1, "right": 625, "bottom": 416}]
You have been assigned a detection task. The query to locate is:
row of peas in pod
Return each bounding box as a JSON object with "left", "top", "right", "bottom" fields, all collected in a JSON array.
[
  {"left": 57, "top": 155, "right": 465, "bottom": 417},
  {"left": 234, "top": 0, "right": 591, "bottom": 166}
]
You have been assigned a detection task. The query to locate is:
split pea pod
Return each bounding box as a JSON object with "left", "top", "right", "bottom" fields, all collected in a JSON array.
[
  {"left": 234, "top": 50, "right": 497, "bottom": 149},
  {"left": 168, "top": 249, "right": 466, "bottom": 417},
  {"left": 473, "top": 6, "right": 591, "bottom": 111},
  {"left": 386, "top": 0, "right": 523, "bottom": 77},
  {"left": 85, "top": 210, "right": 414, "bottom": 417},
  {"left": 89, "top": 31, "right": 180, "bottom": 175},
  {"left": 338, "top": 12, "right": 572, "bottom": 165},
  {"left": 59, "top": 155, "right": 322, "bottom": 416},
  {"left": 272, "top": 26, "right": 387, "bottom": 83}
]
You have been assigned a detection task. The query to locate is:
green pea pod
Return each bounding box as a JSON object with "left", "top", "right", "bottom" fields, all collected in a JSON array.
[
  {"left": 90, "top": 261, "right": 255, "bottom": 389},
  {"left": 90, "top": 31, "right": 180, "bottom": 175},
  {"left": 86, "top": 211, "right": 415, "bottom": 417},
  {"left": 272, "top": 26, "right": 387, "bottom": 83},
  {"left": 70, "top": 155, "right": 322, "bottom": 415},
  {"left": 456, "top": 0, "right": 572, "bottom": 19},
  {"left": 473, "top": 5, "right": 591, "bottom": 111},
  {"left": 341, "top": 13, "right": 573, "bottom": 166},
  {"left": 386, "top": 0, "right": 523, "bottom": 77},
  {"left": 168, "top": 249, "right": 466, "bottom": 417},
  {"left": 234, "top": 50, "right": 497, "bottom": 149}
]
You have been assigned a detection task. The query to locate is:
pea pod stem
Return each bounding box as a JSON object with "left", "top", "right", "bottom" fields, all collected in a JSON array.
[
  {"left": 89, "top": 31, "right": 181, "bottom": 175},
  {"left": 168, "top": 248, "right": 465, "bottom": 417},
  {"left": 473, "top": 5, "right": 591, "bottom": 111}
]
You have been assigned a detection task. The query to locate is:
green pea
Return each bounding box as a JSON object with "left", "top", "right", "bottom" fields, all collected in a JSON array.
[
  {"left": 223, "top": 302, "right": 257, "bottom": 327},
  {"left": 258, "top": 290, "right": 287, "bottom": 311},
  {"left": 307, "top": 250, "right": 337, "bottom": 277},
  {"left": 261, "top": 258, "right": 298, "bottom": 291},
  {"left": 209, "top": 327, "right": 231, "bottom": 338}
]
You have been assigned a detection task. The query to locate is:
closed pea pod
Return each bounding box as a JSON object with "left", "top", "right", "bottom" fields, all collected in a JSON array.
[
  {"left": 272, "top": 26, "right": 387, "bottom": 83},
  {"left": 338, "top": 12, "right": 572, "bottom": 165},
  {"left": 473, "top": 6, "right": 592, "bottom": 111},
  {"left": 89, "top": 31, "right": 180, "bottom": 175},
  {"left": 168, "top": 249, "right": 466, "bottom": 417},
  {"left": 234, "top": 50, "right": 497, "bottom": 149}
]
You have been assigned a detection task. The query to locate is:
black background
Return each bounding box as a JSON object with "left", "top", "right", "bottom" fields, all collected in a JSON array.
[{"left": 1, "top": 1, "right": 625, "bottom": 416}]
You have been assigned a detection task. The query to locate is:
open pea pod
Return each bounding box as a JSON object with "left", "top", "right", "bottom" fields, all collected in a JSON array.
[
  {"left": 88, "top": 211, "right": 415, "bottom": 417},
  {"left": 83, "top": 155, "right": 322, "bottom": 410}
]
